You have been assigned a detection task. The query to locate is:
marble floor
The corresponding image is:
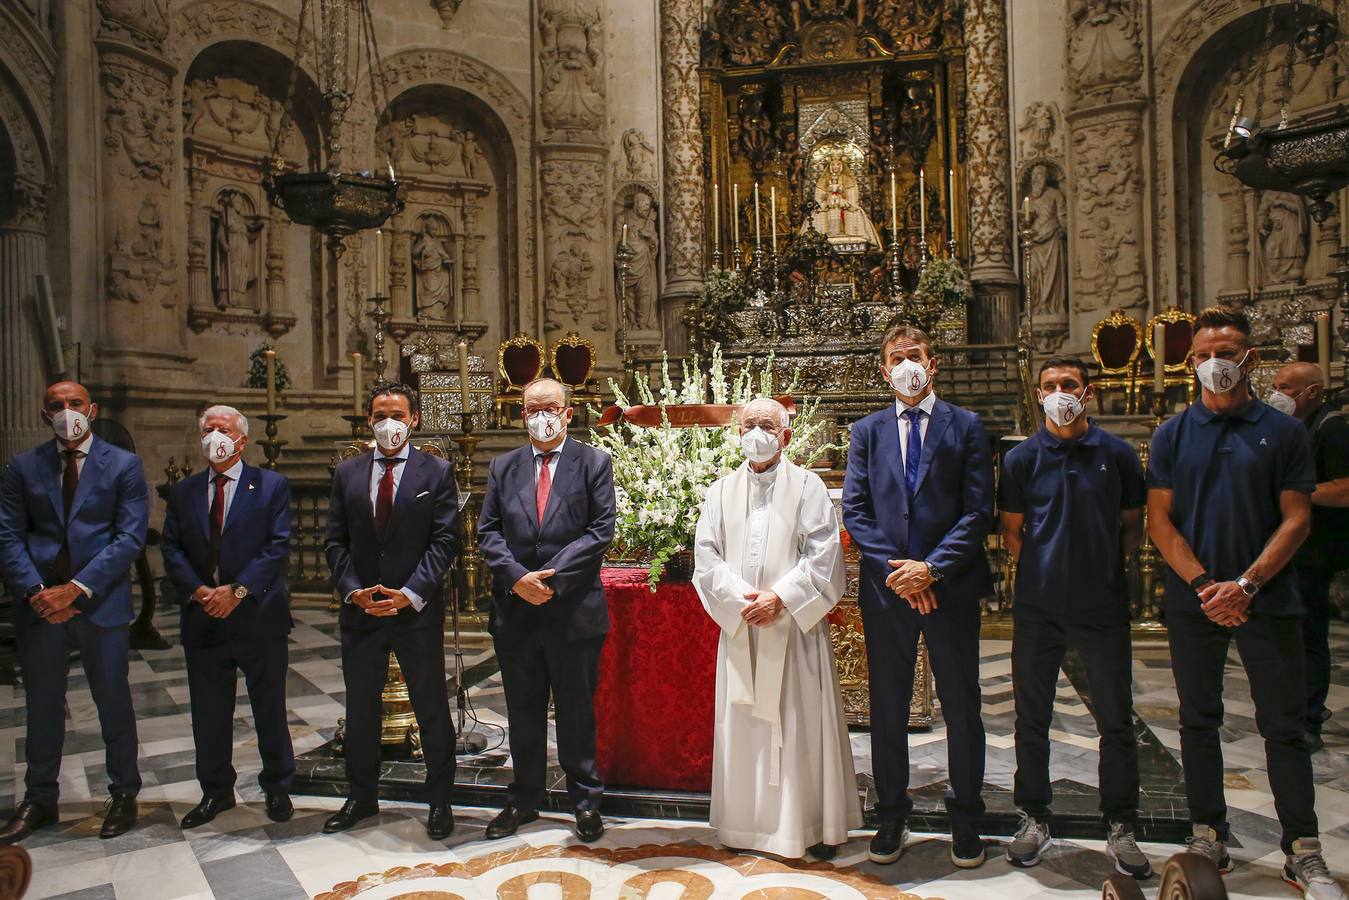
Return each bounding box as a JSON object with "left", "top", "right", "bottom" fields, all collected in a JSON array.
[{"left": 1, "top": 608, "right": 1346, "bottom": 899}]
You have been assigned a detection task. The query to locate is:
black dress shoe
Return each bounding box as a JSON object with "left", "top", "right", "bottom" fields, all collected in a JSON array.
[
  {"left": 485, "top": 804, "right": 538, "bottom": 839},
  {"left": 100, "top": 795, "right": 137, "bottom": 839},
  {"left": 0, "top": 801, "right": 56, "bottom": 845},
  {"left": 574, "top": 809, "right": 604, "bottom": 843},
  {"left": 950, "top": 824, "right": 986, "bottom": 868},
  {"left": 323, "top": 799, "right": 379, "bottom": 834},
  {"left": 180, "top": 795, "right": 236, "bottom": 829},
  {"left": 265, "top": 792, "right": 294, "bottom": 823},
  {"left": 426, "top": 803, "right": 455, "bottom": 840},
  {"left": 807, "top": 842, "right": 838, "bottom": 861},
  {"left": 868, "top": 821, "right": 908, "bottom": 864}
]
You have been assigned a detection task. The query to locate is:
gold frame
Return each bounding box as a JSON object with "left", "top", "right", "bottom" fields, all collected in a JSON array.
[
  {"left": 1090, "top": 311, "right": 1144, "bottom": 412},
  {"left": 1145, "top": 307, "right": 1197, "bottom": 374},
  {"left": 497, "top": 332, "right": 547, "bottom": 388}
]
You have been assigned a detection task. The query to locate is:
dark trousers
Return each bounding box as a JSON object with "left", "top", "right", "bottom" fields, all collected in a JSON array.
[
  {"left": 340, "top": 625, "right": 455, "bottom": 805},
  {"left": 863, "top": 597, "right": 985, "bottom": 825},
  {"left": 185, "top": 636, "right": 295, "bottom": 797},
  {"left": 1011, "top": 617, "right": 1138, "bottom": 825},
  {"left": 18, "top": 616, "right": 141, "bottom": 807},
  {"left": 1294, "top": 566, "right": 1334, "bottom": 735},
  {"left": 1168, "top": 611, "right": 1317, "bottom": 852},
  {"left": 495, "top": 633, "right": 605, "bottom": 813}
]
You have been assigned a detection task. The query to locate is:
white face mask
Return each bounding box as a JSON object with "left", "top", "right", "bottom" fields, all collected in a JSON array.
[
  {"left": 1040, "top": 389, "right": 1087, "bottom": 428},
  {"left": 373, "top": 418, "right": 410, "bottom": 452},
  {"left": 1266, "top": 389, "right": 1297, "bottom": 416},
  {"left": 527, "top": 411, "right": 565, "bottom": 443},
  {"left": 201, "top": 430, "right": 238, "bottom": 464},
  {"left": 888, "top": 359, "right": 931, "bottom": 398},
  {"left": 49, "top": 409, "right": 90, "bottom": 442},
  {"left": 1195, "top": 350, "right": 1249, "bottom": 394},
  {"left": 740, "top": 426, "right": 781, "bottom": 464}
]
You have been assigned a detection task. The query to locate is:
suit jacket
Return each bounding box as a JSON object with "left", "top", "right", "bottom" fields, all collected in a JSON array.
[
  {"left": 0, "top": 438, "right": 150, "bottom": 629},
  {"left": 477, "top": 439, "right": 616, "bottom": 642},
  {"left": 325, "top": 447, "right": 460, "bottom": 632},
  {"left": 842, "top": 398, "right": 995, "bottom": 614},
  {"left": 160, "top": 462, "right": 293, "bottom": 648}
]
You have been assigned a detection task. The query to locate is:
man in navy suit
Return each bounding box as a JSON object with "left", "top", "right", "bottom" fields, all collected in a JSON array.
[
  {"left": 161, "top": 404, "right": 295, "bottom": 829},
  {"left": 325, "top": 382, "right": 460, "bottom": 839},
  {"left": 477, "top": 377, "right": 616, "bottom": 843},
  {"left": 842, "top": 324, "right": 994, "bottom": 868},
  {"left": 0, "top": 381, "right": 148, "bottom": 843}
]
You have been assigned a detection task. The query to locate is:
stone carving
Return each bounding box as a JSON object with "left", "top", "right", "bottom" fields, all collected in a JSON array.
[
  {"left": 619, "top": 128, "right": 656, "bottom": 182},
  {"left": 540, "top": 157, "right": 606, "bottom": 330},
  {"left": 430, "top": 0, "right": 463, "bottom": 27},
  {"left": 1071, "top": 120, "right": 1144, "bottom": 313},
  {"left": 412, "top": 219, "right": 455, "bottom": 320},
  {"left": 660, "top": 0, "right": 706, "bottom": 342},
  {"left": 183, "top": 76, "right": 280, "bottom": 153},
  {"left": 538, "top": 0, "right": 605, "bottom": 137},
  {"left": 548, "top": 239, "right": 596, "bottom": 324},
  {"left": 101, "top": 65, "right": 173, "bottom": 186},
  {"left": 395, "top": 113, "right": 482, "bottom": 178},
  {"left": 542, "top": 160, "right": 606, "bottom": 230},
  {"left": 704, "top": 0, "right": 789, "bottom": 67},
  {"left": 105, "top": 196, "right": 175, "bottom": 305},
  {"left": 1022, "top": 163, "right": 1068, "bottom": 321},
  {"left": 614, "top": 188, "right": 660, "bottom": 332},
  {"left": 1018, "top": 101, "right": 1061, "bottom": 160},
  {"left": 0, "top": 2, "right": 55, "bottom": 111},
  {"left": 871, "top": 0, "right": 949, "bottom": 52},
  {"left": 1068, "top": 0, "right": 1142, "bottom": 102},
  {"left": 1256, "top": 191, "right": 1310, "bottom": 284},
  {"left": 963, "top": 0, "right": 1015, "bottom": 281},
  {"left": 212, "top": 189, "right": 258, "bottom": 308},
  {"left": 97, "top": 0, "right": 169, "bottom": 52}
]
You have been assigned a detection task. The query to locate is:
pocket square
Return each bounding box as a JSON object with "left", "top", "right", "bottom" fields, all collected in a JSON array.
[{"left": 416, "top": 490, "right": 431, "bottom": 498}]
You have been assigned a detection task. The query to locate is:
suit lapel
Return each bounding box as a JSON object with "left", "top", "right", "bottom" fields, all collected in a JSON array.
[
  {"left": 539, "top": 441, "right": 578, "bottom": 530},
  {"left": 222, "top": 464, "right": 260, "bottom": 533},
  {"left": 67, "top": 440, "right": 107, "bottom": 522},
  {"left": 353, "top": 450, "right": 378, "bottom": 537},
  {"left": 38, "top": 442, "right": 63, "bottom": 520},
  {"left": 183, "top": 470, "right": 210, "bottom": 539},
  {"left": 874, "top": 407, "right": 909, "bottom": 513},
  {"left": 914, "top": 399, "right": 952, "bottom": 496},
  {"left": 515, "top": 446, "right": 540, "bottom": 533}
]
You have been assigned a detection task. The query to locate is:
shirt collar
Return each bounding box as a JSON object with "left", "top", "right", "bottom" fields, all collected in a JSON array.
[
  {"left": 56, "top": 432, "right": 95, "bottom": 457},
  {"left": 533, "top": 436, "right": 567, "bottom": 459},
  {"left": 895, "top": 392, "right": 938, "bottom": 419},
  {"left": 377, "top": 441, "right": 412, "bottom": 463},
  {"left": 1188, "top": 393, "right": 1266, "bottom": 425},
  {"left": 746, "top": 459, "right": 781, "bottom": 483},
  {"left": 1037, "top": 421, "right": 1101, "bottom": 451},
  {"left": 214, "top": 459, "right": 244, "bottom": 482}
]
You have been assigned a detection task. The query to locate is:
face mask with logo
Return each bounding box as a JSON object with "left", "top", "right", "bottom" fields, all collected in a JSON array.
[
  {"left": 373, "top": 418, "right": 410, "bottom": 452},
  {"left": 1040, "top": 389, "right": 1087, "bottom": 428},
  {"left": 1266, "top": 389, "right": 1298, "bottom": 416},
  {"left": 888, "top": 359, "right": 931, "bottom": 398},
  {"left": 1195, "top": 350, "right": 1250, "bottom": 394},
  {"left": 49, "top": 409, "right": 90, "bottom": 442},
  {"left": 201, "top": 430, "right": 237, "bottom": 464},
  {"left": 527, "top": 411, "right": 564, "bottom": 443},
  {"left": 740, "top": 426, "right": 781, "bottom": 464}
]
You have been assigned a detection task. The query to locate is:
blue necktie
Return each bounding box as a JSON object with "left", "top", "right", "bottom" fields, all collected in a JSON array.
[{"left": 903, "top": 407, "right": 925, "bottom": 498}]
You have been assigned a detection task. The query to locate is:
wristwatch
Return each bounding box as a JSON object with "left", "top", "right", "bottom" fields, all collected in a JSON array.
[
  {"left": 924, "top": 561, "right": 943, "bottom": 583},
  {"left": 1235, "top": 575, "right": 1261, "bottom": 597},
  {"left": 23, "top": 583, "right": 45, "bottom": 601},
  {"left": 231, "top": 582, "right": 249, "bottom": 600},
  {"left": 1188, "top": 573, "right": 1214, "bottom": 591}
]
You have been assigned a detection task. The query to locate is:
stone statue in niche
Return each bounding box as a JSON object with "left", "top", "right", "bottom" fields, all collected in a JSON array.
[
  {"left": 213, "top": 191, "right": 257, "bottom": 308},
  {"left": 620, "top": 128, "right": 655, "bottom": 181},
  {"left": 412, "top": 221, "right": 455, "bottom": 320},
  {"left": 538, "top": 0, "right": 604, "bottom": 133},
  {"left": 548, "top": 238, "right": 595, "bottom": 321},
  {"left": 1018, "top": 101, "right": 1059, "bottom": 160},
  {"left": 1257, "top": 191, "right": 1310, "bottom": 284},
  {"left": 615, "top": 190, "right": 660, "bottom": 332},
  {"left": 462, "top": 130, "right": 483, "bottom": 179},
  {"left": 1022, "top": 163, "right": 1068, "bottom": 320},
  {"left": 804, "top": 152, "right": 881, "bottom": 247}
]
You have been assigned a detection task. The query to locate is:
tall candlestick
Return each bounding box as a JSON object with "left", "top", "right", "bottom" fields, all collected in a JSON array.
[
  {"left": 1153, "top": 322, "right": 1166, "bottom": 396},
  {"left": 1317, "top": 311, "right": 1332, "bottom": 384},
  {"left": 889, "top": 169, "right": 898, "bottom": 236},
  {"left": 457, "top": 340, "right": 471, "bottom": 416},
  {"left": 264, "top": 349, "right": 277, "bottom": 416},
  {"left": 712, "top": 182, "right": 720, "bottom": 259},
  {"left": 770, "top": 186, "right": 778, "bottom": 254},
  {"left": 732, "top": 184, "right": 740, "bottom": 258},
  {"left": 919, "top": 169, "right": 926, "bottom": 245},
  {"left": 352, "top": 352, "right": 363, "bottom": 417},
  {"left": 753, "top": 182, "right": 761, "bottom": 248},
  {"left": 947, "top": 168, "right": 956, "bottom": 240}
]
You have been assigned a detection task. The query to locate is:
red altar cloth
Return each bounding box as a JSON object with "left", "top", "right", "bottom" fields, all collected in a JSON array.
[{"left": 594, "top": 566, "right": 719, "bottom": 791}]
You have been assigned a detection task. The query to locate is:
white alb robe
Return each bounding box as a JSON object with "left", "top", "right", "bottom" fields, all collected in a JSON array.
[{"left": 693, "top": 459, "right": 862, "bottom": 858}]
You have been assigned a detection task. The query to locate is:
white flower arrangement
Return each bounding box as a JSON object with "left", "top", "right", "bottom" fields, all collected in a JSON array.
[{"left": 591, "top": 344, "right": 834, "bottom": 588}]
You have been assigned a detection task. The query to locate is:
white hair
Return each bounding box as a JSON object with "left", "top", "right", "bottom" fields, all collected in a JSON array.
[
  {"left": 199, "top": 404, "right": 249, "bottom": 436},
  {"left": 740, "top": 397, "right": 789, "bottom": 428}
]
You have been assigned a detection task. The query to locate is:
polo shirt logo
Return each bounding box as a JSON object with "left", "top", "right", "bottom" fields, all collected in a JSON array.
[
  {"left": 1260, "top": 438, "right": 1268, "bottom": 446},
  {"left": 1100, "top": 464, "right": 1107, "bottom": 471}
]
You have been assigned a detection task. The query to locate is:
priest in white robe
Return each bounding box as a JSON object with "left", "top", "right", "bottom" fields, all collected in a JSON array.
[{"left": 693, "top": 397, "right": 863, "bottom": 860}]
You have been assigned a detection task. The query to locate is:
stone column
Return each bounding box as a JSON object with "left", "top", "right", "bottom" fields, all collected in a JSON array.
[
  {"left": 263, "top": 204, "right": 288, "bottom": 335},
  {"left": 657, "top": 0, "right": 703, "bottom": 356},
  {"left": 185, "top": 166, "right": 210, "bottom": 311},
  {"left": 461, "top": 200, "right": 485, "bottom": 333},
  {"left": 0, "top": 179, "right": 51, "bottom": 464},
  {"left": 1220, "top": 185, "right": 1250, "bottom": 294},
  {"left": 964, "top": 0, "right": 1019, "bottom": 344},
  {"left": 388, "top": 212, "right": 412, "bottom": 320}
]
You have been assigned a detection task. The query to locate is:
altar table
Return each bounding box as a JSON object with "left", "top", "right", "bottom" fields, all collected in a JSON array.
[{"left": 594, "top": 566, "right": 719, "bottom": 791}]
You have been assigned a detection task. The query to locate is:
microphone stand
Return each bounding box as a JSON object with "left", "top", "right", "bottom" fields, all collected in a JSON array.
[{"left": 451, "top": 476, "right": 487, "bottom": 756}]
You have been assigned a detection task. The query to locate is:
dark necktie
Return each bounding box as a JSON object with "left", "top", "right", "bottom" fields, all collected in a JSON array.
[
  {"left": 209, "top": 473, "right": 229, "bottom": 582},
  {"left": 374, "top": 457, "right": 403, "bottom": 536},
  {"left": 54, "top": 449, "right": 79, "bottom": 582},
  {"left": 536, "top": 451, "right": 557, "bottom": 525},
  {"left": 903, "top": 407, "right": 925, "bottom": 498}
]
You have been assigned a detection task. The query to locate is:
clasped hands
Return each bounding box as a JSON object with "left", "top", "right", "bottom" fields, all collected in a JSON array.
[
  {"left": 29, "top": 583, "right": 83, "bottom": 624},
  {"left": 513, "top": 569, "right": 556, "bottom": 606},
  {"left": 349, "top": 585, "right": 415, "bottom": 617},
  {"left": 193, "top": 584, "right": 244, "bottom": 619},
  {"left": 742, "top": 589, "right": 784, "bottom": 626},
  {"left": 1197, "top": 580, "right": 1251, "bottom": 628},
  {"left": 887, "top": 559, "right": 938, "bottom": 615}
]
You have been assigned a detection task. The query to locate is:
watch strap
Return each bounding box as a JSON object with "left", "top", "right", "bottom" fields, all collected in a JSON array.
[{"left": 1188, "top": 573, "right": 1214, "bottom": 591}]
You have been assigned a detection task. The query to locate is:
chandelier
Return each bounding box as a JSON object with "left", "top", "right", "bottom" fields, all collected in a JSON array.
[
  {"left": 1215, "top": 2, "right": 1349, "bottom": 222},
  {"left": 263, "top": 0, "right": 404, "bottom": 240}
]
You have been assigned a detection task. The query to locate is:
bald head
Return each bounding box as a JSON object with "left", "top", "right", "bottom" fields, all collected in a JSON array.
[
  {"left": 42, "top": 381, "right": 98, "bottom": 447},
  {"left": 1275, "top": 362, "right": 1325, "bottom": 391},
  {"left": 1272, "top": 362, "right": 1326, "bottom": 420},
  {"left": 739, "top": 397, "right": 790, "bottom": 431}
]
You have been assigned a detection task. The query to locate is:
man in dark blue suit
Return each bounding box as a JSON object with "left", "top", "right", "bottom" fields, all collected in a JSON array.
[
  {"left": 0, "top": 381, "right": 148, "bottom": 843},
  {"left": 161, "top": 404, "right": 295, "bottom": 829},
  {"left": 843, "top": 324, "right": 995, "bottom": 868},
  {"left": 477, "top": 377, "right": 616, "bottom": 843},
  {"left": 325, "top": 382, "right": 460, "bottom": 839}
]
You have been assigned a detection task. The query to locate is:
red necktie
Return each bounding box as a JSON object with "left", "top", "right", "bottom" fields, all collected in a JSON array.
[
  {"left": 536, "top": 452, "right": 557, "bottom": 526},
  {"left": 54, "top": 450, "right": 79, "bottom": 582},
  {"left": 209, "top": 473, "right": 228, "bottom": 581},
  {"left": 374, "top": 457, "right": 402, "bottom": 536}
]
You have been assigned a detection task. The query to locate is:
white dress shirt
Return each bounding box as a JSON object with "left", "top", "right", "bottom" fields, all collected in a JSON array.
[
  {"left": 346, "top": 442, "right": 425, "bottom": 611},
  {"left": 895, "top": 392, "right": 938, "bottom": 469},
  {"left": 205, "top": 458, "right": 244, "bottom": 523},
  {"left": 55, "top": 433, "right": 95, "bottom": 598},
  {"left": 532, "top": 436, "right": 567, "bottom": 484}
]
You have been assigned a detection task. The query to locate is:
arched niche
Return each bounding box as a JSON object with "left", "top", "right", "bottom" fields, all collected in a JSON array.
[{"left": 377, "top": 83, "right": 517, "bottom": 361}]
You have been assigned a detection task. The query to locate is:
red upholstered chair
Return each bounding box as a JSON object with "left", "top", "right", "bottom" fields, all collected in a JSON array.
[
  {"left": 550, "top": 331, "right": 603, "bottom": 420},
  {"left": 1145, "top": 307, "right": 1197, "bottom": 401},
  {"left": 1091, "top": 311, "right": 1144, "bottom": 413},
  {"left": 495, "top": 332, "right": 546, "bottom": 425}
]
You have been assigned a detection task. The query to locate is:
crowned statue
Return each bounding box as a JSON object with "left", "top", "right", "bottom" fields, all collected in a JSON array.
[{"left": 804, "top": 154, "right": 882, "bottom": 249}]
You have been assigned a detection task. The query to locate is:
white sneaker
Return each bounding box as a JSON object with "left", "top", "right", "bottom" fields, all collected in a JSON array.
[
  {"left": 1005, "top": 813, "right": 1050, "bottom": 868},
  {"left": 1185, "top": 824, "right": 1232, "bottom": 873},
  {"left": 1283, "top": 838, "right": 1348, "bottom": 900},
  {"left": 1106, "top": 822, "right": 1152, "bottom": 879}
]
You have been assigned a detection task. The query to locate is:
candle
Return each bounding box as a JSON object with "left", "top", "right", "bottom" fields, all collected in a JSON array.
[
  {"left": 264, "top": 349, "right": 277, "bottom": 415},
  {"left": 457, "top": 340, "right": 471, "bottom": 415},
  {"left": 1317, "top": 311, "right": 1331, "bottom": 384},
  {"left": 352, "top": 352, "right": 363, "bottom": 417},
  {"left": 1022, "top": 194, "right": 1031, "bottom": 224},
  {"left": 919, "top": 169, "right": 926, "bottom": 245},
  {"left": 947, "top": 168, "right": 956, "bottom": 239},
  {"left": 1153, "top": 322, "right": 1166, "bottom": 396},
  {"left": 622, "top": 222, "right": 629, "bottom": 246},
  {"left": 387, "top": 160, "right": 396, "bottom": 182},
  {"left": 371, "top": 229, "right": 384, "bottom": 297},
  {"left": 753, "top": 182, "right": 761, "bottom": 248},
  {"left": 712, "top": 182, "right": 720, "bottom": 262},
  {"left": 889, "top": 169, "right": 898, "bottom": 237},
  {"left": 732, "top": 183, "right": 740, "bottom": 258},
  {"left": 770, "top": 186, "right": 778, "bottom": 254}
]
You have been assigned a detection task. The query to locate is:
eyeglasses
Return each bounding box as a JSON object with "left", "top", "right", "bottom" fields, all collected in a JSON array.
[{"left": 524, "top": 404, "right": 564, "bottom": 416}]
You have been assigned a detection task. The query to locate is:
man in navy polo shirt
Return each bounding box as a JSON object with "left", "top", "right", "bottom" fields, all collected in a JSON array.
[
  {"left": 1148, "top": 307, "right": 1344, "bottom": 900},
  {"left": 998, "top": 356, "right": 1150, "bottom": 879}
]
